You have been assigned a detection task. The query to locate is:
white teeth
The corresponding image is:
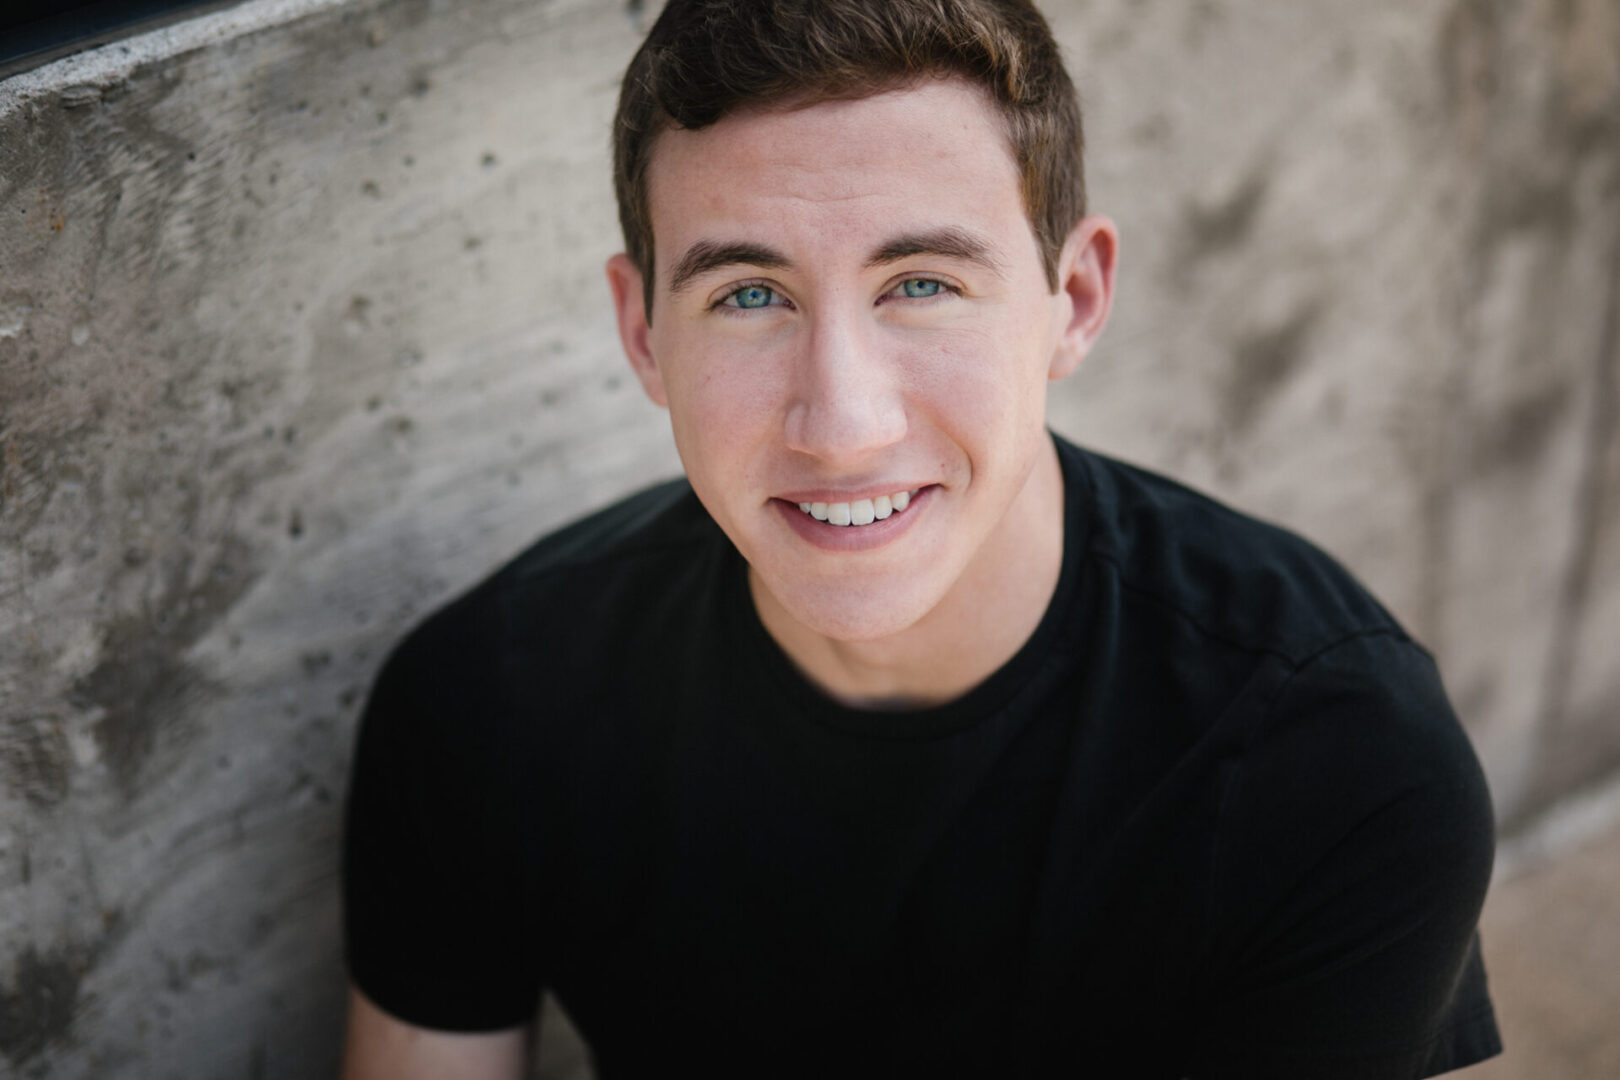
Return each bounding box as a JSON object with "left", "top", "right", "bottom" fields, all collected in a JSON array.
[{"left": 796, "top": 489, "right": 917, "bottom": 527}]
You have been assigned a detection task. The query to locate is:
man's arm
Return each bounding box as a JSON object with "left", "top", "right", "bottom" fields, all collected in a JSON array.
[
  {"left": 340, "top": 985, "right": 529, "bottom": 1080},
  {"left": 342, "top": 610, "right": 546, "bottom": 1063}
]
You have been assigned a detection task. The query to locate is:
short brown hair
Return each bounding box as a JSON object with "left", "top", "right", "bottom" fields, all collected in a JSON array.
[{"left": 612, "top": 0, "right": 1086, "bottom": 312}]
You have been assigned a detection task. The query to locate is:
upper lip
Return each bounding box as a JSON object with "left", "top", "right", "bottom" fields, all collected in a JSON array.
[{"left": 775, "top": 483, "right": 928, "bottom": 504}]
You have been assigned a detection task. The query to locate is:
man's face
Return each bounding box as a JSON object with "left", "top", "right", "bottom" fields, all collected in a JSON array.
[{"left": 611, "top": 80, "right": 1098, "bottom": 644}]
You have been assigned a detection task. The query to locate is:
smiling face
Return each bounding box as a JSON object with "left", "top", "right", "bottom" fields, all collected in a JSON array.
[{"left": 608, "top": 80, "right": 1114, "bottom": 653}]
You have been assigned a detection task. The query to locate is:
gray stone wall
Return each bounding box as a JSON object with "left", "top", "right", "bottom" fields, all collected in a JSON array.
[{"left": 0, "top": 0, "right": 1615, "bottom": 1074}]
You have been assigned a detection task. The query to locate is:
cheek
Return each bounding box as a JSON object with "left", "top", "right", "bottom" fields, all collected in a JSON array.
[
  {"left": 900, "top": 322, "right": 1048, "bottom": 441},
  {"left": 661, "top": 339, "right": 790, "bottom": 480}
]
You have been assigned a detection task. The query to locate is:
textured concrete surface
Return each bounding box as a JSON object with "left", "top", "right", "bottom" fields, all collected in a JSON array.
[
  {"left": 1471, "top": 806, "right": 1620, "bottom": 1080},
  {"left": 0, "top": 0, "right": 1616, "bottom": 1075}
]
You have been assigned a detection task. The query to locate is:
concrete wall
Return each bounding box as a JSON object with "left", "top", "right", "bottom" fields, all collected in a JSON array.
[{"left": 0, "top": 0, "right": 1615, "bottom": 1074}]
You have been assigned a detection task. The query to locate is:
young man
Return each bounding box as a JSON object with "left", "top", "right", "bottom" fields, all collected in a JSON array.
[{"left": 342, "top": 2, "right": 1502, "bottom": 1077}]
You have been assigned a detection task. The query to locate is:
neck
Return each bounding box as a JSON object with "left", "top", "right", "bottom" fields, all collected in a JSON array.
[{"left": 750, "top": 437, "right": 1067, "bottom": 709}]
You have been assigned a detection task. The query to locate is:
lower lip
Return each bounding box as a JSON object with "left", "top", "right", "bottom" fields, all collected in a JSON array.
[{"left": 773, "top": 486, "right": 936, "bottom": 552}]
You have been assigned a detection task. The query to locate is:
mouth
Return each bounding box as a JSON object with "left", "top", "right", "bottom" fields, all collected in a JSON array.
[
  {"left": 792, "top": 487, "right": 920, "bottom": 528},
  {"left": 771, "top": 484, "right": 936, "bottom": 553}
]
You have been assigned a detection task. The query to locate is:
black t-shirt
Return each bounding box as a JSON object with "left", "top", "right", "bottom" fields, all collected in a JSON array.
[{"left": 344, "top": 435, "right": 1501, "bottom": 1077}]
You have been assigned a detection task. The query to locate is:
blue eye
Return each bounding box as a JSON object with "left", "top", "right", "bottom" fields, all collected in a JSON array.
[
  {"left": 726, "top": 285, "right": 776, "bottom": 309},
  {"left": 901, "top": 279, "right": 943, "bottom": 298}
]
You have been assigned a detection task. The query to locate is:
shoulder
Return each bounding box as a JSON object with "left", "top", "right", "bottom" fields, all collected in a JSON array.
[
  {"left": 1058, "top": 437, "right": 1403, "bottom": 665},
  {"left": 367, "top": 476, "right": 720, "bottom": 719},
  {"left": 498, "top": 475, "right": 714, "bottom": 586},
  {"left": 1054, "top": 440, "right": 1488, "bottom": 840},
  {"left": 1054, "top": 437, "right": 1492, "bottom": 845},
  {"left": 1236, "top": 630, "right": 1493, "bottom": 839}
]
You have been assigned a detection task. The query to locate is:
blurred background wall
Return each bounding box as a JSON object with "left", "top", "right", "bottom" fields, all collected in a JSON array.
[{"left": 1, "top": 0, "right": 1616, "bottom": 1075}]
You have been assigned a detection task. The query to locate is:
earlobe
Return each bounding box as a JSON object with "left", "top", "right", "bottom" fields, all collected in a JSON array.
[
  {"left": 605, "top": 253, "right": 669, "bottom": 408},
  {"left": 1048, "top": 215, "right": 1119, "bottom": 381}
]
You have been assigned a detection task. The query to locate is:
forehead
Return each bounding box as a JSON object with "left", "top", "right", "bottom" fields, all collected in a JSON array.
[{"left": 644, "top": 80, "right": 1034, "bottom": 273}]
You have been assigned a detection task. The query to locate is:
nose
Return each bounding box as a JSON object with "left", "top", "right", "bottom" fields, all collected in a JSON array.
[{"left": 782, "top": 309, "right": 908, "bottom": 465}]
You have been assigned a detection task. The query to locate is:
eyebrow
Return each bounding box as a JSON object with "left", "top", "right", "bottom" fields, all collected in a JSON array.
[
  {"left": 665, "top": 226, "right": 1008, "bottom": 295},
  {"left": 865, "top": 228, "right": 1007, "bottom": 276},
  {"left": 668, "top": 241, "right": 792, "bottom": 294}
]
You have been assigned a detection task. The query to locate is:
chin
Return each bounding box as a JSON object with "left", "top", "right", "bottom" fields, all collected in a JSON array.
[{"left": 767, "top": 574, "right": 948, "bottom": 644}]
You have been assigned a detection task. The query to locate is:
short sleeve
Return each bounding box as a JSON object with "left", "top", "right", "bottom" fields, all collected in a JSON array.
[
  {"left": 342, "top": 600, "right": 542, "bottom": 1031},
  {"left": 1187, "top": 632, "right": 1501, "bottom": 1079}
]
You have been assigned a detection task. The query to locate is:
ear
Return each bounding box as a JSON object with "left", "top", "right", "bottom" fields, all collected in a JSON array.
[
  {"left": 1047, "top": 214, "right": 1119, "bottom": 382},
  {"left": 606, "top": 252, "right": 668, "bottom": 408}
]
